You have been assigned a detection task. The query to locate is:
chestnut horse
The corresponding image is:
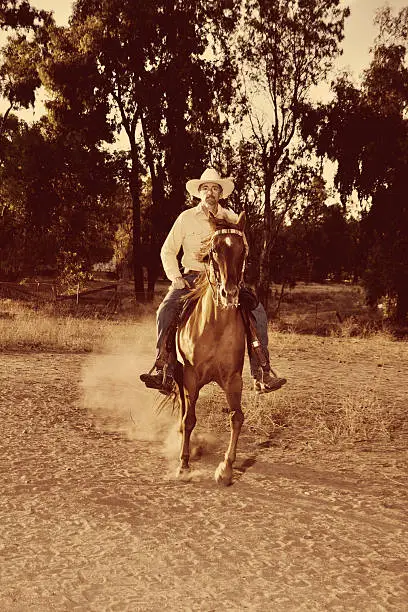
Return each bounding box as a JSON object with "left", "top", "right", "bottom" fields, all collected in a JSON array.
[{"left": 175, "top": 211, "right": 247, "bottom": 485}]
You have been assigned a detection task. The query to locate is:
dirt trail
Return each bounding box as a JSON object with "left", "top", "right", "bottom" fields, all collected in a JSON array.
[{"left": 0, "top": 353, "right": 407, "bottom": 611}]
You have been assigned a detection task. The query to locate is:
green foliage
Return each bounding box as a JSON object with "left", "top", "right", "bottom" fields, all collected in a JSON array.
[
  {"left": 0, "top": 2, "right": 52, "bottom": 138},
  {"left": 0, "top": 0, "right": 48, "bottom": 30},
  {"left": 0, "top": 209, "right": 25, "bottom": 279},
  {"left": 272, "top": 177, "right": 357, "bottom": 286},
  {"left": 301, "top": 6, "right": 408, "bottom": 322},
  {"left": 56, "top": 250, "right": 92, "bottom": 293},
  {"left": 0, "top": 34, "right": 41, "bottom": 108},
  {"left": 67, "top": 0, "right": 237, "bottom": 216},
  {"left": 0, "top": 116, "right": 124, "bottom": 279}
]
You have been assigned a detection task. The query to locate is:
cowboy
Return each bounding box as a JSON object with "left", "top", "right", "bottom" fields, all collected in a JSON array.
[{"left": 140, "top": 168, "right": 287, "bottom": 395}]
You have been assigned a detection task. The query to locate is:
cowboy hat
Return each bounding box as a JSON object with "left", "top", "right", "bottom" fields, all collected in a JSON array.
[{"left": 186, "top": 168, "right": 234, "bottom": 199}]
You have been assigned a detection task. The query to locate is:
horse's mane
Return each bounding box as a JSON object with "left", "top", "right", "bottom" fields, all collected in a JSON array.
[
  {"left": 182, "top": 214, "right": 243, "bottom": 306},
  {"left": 197, "top": 215, "right": 238, "bottom": 262}
]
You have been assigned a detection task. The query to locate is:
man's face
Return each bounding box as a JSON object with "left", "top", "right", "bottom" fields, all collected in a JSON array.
[{"left": 198, "top": 182, "right": 222, "bottom": 212}]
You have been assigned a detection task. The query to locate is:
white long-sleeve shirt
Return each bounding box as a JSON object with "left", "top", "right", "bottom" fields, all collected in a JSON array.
[{"left": 160, "top": 203, "right": 239, "bottom": 281}]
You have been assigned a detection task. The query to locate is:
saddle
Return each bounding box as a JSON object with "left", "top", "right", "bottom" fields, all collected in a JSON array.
[{"left": 154, "top": 287, "right": 268, "bottom": 371}]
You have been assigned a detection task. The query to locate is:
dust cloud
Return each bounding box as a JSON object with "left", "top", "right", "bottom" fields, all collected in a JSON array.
[
  {"left": 79, "top": 319, "right": 219, "bottom": 471},
  {"left": 80, "top": 320, "right": 179, "bottom": 455}
]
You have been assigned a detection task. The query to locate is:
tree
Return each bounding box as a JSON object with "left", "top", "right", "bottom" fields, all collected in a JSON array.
[
  {"left": 45, "top": 0, "right": 238, "bottom": 301},
  {"left": 301, "top": 7, "right": 408, "bottom": 322},
  {"left": 0, "top": 115, "right": 124, "bottom": 279},
  {"left": 1, "top": 1, "right": 239, "bottom": 299},
  {"left": 0, "top": 33, "right": 41, "bottom": 134},
  {"left": 236, "top": 0, "right": 350, "bottom": 308},
  {"left": 0, "top": 1, "right": 51, "bottom": 134},
  {"left": 0, "top": 0, "right": 48, "bottom": 30}
]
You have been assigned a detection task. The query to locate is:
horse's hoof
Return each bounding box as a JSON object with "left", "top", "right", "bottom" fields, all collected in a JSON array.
[
  {"left": 214, "top": 462, "right": 233, "bottom": 486},
  {"left": 176, "top": 465, "right": 192, "bottom": 481}
]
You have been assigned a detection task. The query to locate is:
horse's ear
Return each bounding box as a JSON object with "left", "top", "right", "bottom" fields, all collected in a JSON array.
[{"left": 236, "top": 211, "right": 246, "bottom": 231}]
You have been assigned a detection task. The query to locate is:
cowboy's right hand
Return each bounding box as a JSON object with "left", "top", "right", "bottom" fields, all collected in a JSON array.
[{"left": 172, "top": 276, "right": 189, "bottom": 290}]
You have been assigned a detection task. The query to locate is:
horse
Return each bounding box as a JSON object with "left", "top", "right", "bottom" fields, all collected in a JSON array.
[{"left": 174, "top": 210, "right": 248, "bottom": 486}]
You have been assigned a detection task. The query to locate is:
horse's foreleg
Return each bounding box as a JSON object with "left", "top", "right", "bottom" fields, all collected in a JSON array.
[
  {"left": 215, "top": 376, "right": 244, "bottom": 486},
  {"left": 177, "top": 397, "right": 197, "bottom": 478},
  {"left": 177, "top": 370, "right": 198, "bottom": 477}
]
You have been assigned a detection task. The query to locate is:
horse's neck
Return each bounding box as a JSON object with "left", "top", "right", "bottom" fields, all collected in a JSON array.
[{"left": 201, "top": 285, "right": 217, "bottom": 320}]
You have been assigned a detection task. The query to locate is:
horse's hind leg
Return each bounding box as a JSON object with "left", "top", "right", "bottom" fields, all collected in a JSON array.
[{"left": 215, "top": 374, "right": 244, "bottom": 486}]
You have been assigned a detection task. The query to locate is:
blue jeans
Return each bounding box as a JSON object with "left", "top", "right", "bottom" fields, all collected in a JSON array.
[{"left": 156, "top": 273, "right": 270, "bottom": 376}]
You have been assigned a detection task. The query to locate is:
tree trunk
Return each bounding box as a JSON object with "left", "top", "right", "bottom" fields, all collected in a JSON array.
[
  {"left": 146, "top": 263, "right": 159, "bottom": 302},
  {"left": 141, "top": 243, "right": 161, "bottom": 303},
  {"left": 257, "top": 175, "right": 273, "bottom": 311},
  {"left": 129, "top": 146, "right": 145, "bottom": 302},
  {"left": 140, "top": 110, "right": 165, "bottom": 300},
  {"left": 0, "top": 103, "right": 13, "bottom": 136}
]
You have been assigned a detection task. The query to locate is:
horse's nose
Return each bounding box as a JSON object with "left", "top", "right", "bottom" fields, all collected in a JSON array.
[{"left": 221, "top": 285, "right": 238, "bottom": 301}]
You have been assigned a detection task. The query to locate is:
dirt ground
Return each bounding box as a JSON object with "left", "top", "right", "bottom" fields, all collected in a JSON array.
[{"left": 0, "top": 341, "right": 407, "bottom": 611}]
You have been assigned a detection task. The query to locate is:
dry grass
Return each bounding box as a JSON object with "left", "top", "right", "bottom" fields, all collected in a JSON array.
[
  {"left": 243, "top": 389, "right": 396, "bottom": 444},
  {"left": 201, "top": 382, "right": 398, "bottom": 449},
  {"left": 0, "top": 298, "right": 138, "bottom": 352},
  {"left": 311, "top": 390, "right": 396, "bottom": 444}
]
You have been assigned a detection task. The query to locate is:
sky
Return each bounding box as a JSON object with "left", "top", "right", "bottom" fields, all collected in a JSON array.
[{"left": 2, "top": 0, "right": 408, "bottom": 130}]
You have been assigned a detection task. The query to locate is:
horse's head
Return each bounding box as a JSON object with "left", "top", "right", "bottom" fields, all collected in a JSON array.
[{"left": 208, "top": 211, "right": 247, "bottom": 308}]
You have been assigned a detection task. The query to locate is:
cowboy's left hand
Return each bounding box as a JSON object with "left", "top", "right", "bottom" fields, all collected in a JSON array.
[{"left": 172, "top": 276, "right": 190, "bottom": 290}]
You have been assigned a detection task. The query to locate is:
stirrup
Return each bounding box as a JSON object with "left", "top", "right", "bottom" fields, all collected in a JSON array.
[
  {"left": 253, "top": 368, "right": 286, "bottom": 394},
  {"left": 144, "top": 362, "right": 170, "bottom": 384},
  {"left": 161, "top": 364, "right": 169, "bottom": 385},
  {"left": 253, "top": 367, "right": 266, "bottom": 393},
  {"left": 158, "top": 365, "right": 175, "bottom": 395},
  {"left": 147, "top": 363, "right": 156, "bottom": 375}
]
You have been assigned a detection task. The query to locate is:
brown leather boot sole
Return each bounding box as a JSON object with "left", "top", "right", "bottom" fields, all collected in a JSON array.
[{"left": 253, "top": 377, "right": 287, "bottom": 394}]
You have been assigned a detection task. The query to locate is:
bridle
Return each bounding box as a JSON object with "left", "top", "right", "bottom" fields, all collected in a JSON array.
[{"left": 206, "top": 228, "right": 248, "bottom": 308}]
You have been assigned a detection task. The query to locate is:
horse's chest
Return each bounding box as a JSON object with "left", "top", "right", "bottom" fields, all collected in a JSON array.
[{"left": 178, "top": 318, "right": 244, "bottom": 366}]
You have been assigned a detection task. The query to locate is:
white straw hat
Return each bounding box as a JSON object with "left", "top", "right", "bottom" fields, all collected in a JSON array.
[{"left": 186, "top": 168, "right": 234, "bottom": 199}]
